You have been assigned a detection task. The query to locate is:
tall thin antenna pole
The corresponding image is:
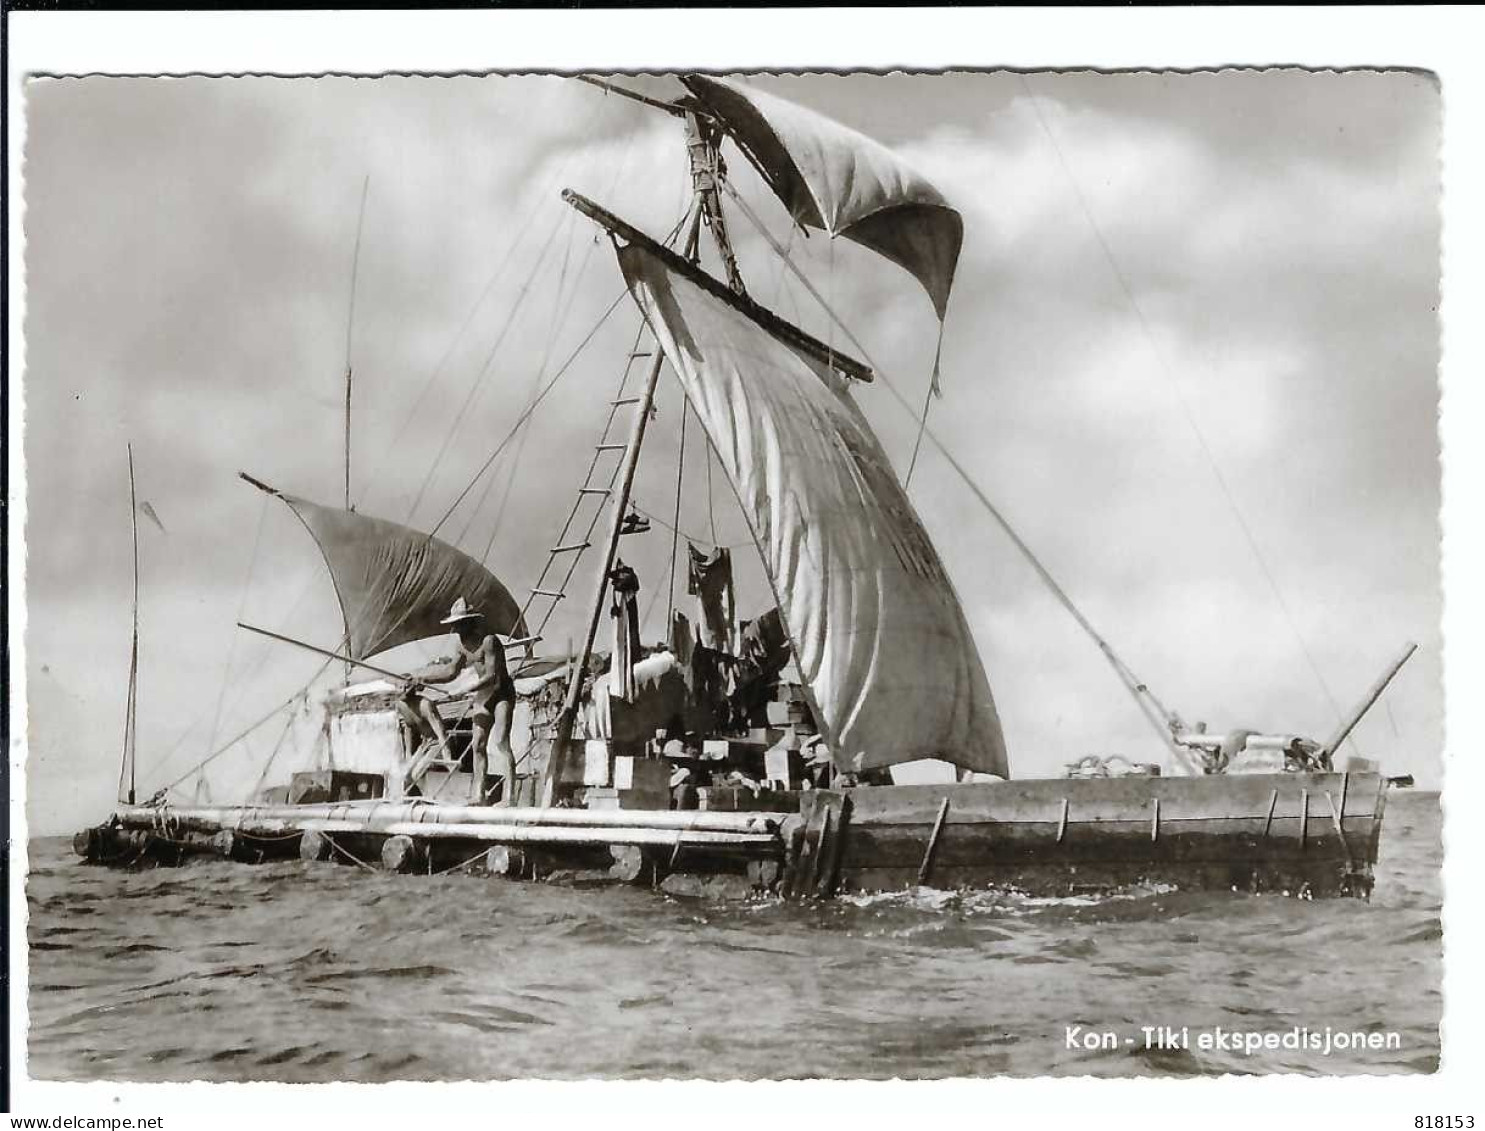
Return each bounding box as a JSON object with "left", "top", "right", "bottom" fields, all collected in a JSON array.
[
  {"left": 120, "top": 443, "right": 141, "bottom": 805},
  {"left": 340, "top": 176, "right": 370, "bottom": 688},
  {"left": 344, "top": 174, "right": 370, "bottom": 513}
]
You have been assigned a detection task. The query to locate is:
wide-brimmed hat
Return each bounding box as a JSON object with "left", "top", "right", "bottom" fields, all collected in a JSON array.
[{"left": 440, "top": 596, "right": 485, "bottom": 625}]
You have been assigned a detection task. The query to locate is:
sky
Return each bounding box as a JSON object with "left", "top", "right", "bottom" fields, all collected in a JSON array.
[{"left": 19, "top": 69, "right": 1441, "bottom": 834}]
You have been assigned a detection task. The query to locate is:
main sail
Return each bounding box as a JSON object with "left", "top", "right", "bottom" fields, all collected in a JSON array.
[
  {"left": 242, "top": 475, "right": 526, "bottom": 660},
  {"left": 682, "top": 74, "right": 963, "bottom": 320},
  {"left": 616, "top": 242, "right": 1008, "bottom": 777}
]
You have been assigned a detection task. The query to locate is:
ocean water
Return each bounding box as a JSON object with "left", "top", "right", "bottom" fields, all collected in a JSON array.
[{"left": 24, "top": 791, "right": 1441, "bottom": 1081}]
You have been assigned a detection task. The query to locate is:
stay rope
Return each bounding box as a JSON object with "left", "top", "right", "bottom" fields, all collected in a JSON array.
[
  {"left": 367, "top": 94, "right": 623, "bottom": 519},
  {"left": 452, "top": 119, "right": 646, "bottom": 558},
  {"left": 1018, "top": 75, "right": 1356, "bottom": 752},
  {"left": 453, "top": 213, "right": 582, "bottom": 548},
  {"left": 426, "top": 286, "right": 631, "bottom": 542},
  {"left": 725, "top": 178, "right": 1192, "bottom": 757},
  {"left": 407, "top": 208, "right": 574, "bottom": 523},
  {"left": 204, "top": 493, "right": 270, "bottom": 762},
  {"left": 153, "top": 671, "right": 329, "bottom": 795},
  {"left": 355, "top": 163, "right": 573, "bottom": 511}
]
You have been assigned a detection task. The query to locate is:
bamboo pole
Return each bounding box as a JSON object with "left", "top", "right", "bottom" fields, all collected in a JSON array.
[
  {"left": 120, "top": 443, "right": 141, "bottom": 805},
  {"left": 113, "top": 809, "right": 779, "bottom": 851},
  {"left": 114, "top": 802, "right": 784, "bottom": 835},
  {"left": 236, "top": 622, "right": 451, "bottom": 698},
  {"left": 1321, "top": 643, "right": 1418, "bottom": 760}
]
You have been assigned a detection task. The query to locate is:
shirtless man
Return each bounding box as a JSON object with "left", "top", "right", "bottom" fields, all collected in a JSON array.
[{"left": 399, "top": 597, "right": 516, "bottom": 806}]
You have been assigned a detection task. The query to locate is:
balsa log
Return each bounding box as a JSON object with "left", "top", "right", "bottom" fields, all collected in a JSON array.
[
  {"left": 381, "top": 835, "right": 424, "bottom": 874},
  {"left": 115, "top": 802, "right": 782, "bottom": 835},
  {"left": 299, "top": 828, "right": 333, "bottom": 862}
]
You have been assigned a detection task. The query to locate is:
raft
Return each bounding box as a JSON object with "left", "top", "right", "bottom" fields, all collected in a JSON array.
[{"left": 75, "top": 769, "right": 1388, "bottom": 900}]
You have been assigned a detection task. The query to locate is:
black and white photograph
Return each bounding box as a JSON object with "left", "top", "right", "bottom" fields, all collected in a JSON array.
[{"left": 6, "top": 7, "right": 1478, "bottom": 1121}]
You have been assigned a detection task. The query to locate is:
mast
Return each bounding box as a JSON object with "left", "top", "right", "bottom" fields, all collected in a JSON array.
[
  {"left": 119, "top": 443, "right": 140, "bottom": 805},
  {"left": 540, "top": 203, "right": 705, "bottom": 806},
  {"left": 541, "top": 97, "right": 778, "bottom": 802},
  {"left": 684, "top": 110, "right": 746, "bottom": 296}
]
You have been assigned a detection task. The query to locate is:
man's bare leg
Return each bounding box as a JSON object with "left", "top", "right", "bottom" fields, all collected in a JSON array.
[
  {"left": 490, "top": 698, "right": 515, "bottom": 807},
  {"left": 402, "top": 697, "right": 454, "bottom": 790},
  {"left": 393, "top": 698, "right": 425, "bottom": 760},
  {"left": 469, "top": 715, "right": 490, "bottom": 805},
  {"left": 418, "top": 697, "right": 450, "bottom": 748}
]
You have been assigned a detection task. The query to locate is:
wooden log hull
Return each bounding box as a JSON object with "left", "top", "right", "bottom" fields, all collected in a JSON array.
[
  {"left": 76, "top": 771, "right": 1388, "bottom": 900},
  {"left": 835, "top": 772, "right": 1387, "bottom": 899}
]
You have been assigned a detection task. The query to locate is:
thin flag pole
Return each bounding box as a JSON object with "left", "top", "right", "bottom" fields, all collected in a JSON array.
[
  {"left": 120, "top": 443, "right": 141, "bottom": 805},
  {"left": 344, "top": 174, "right": 370, "bottom": 514},
  {"left": 342, "top": 175, "right": 370, "bottom": 687}
]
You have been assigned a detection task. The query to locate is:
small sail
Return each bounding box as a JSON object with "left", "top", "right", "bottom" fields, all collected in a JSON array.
[
  {"left": 137, "top": 500, "right": 167, "bottom": 534},
  {"left": 245, "top": 477, "right": 527, "bottom": 660},
  {"left": 682, "top": 74, "right": 963, "bottom": 320},
  {"left": 618, "top": 243, "right": 1007, "bottom": 777}
]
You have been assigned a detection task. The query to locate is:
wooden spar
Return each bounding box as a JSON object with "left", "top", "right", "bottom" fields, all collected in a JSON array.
[
  {"left": 562, "top": 190, "right": 873, "bottom": 383},
  {"left": 120, "top": 443, "right": 141, "bottom": 805},
  {"left": 575, "top": 75, "right": 687, "bottom": 118},
  {"left": 235, "top": 622, "right": 448, "bottom": 698},
  {"left": 117, "top": 802, "right": 784, "bottom": 835},
  {"left": 540, "top": 204, "right": 706, "bottom": 806},
  {"left": 1321, "top": 642, "right": 1418, "bottom": 760}
]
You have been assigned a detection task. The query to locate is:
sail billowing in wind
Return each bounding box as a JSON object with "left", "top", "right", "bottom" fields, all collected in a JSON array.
[
  {"left": 682, "top": 74, "right": 963, "bottom": 321},
  {"left": 618, "top": 243, "right": 1008, "bottom": 777},
  {"left": 249, "top": 480, "right": 527, "bottom": 661}
]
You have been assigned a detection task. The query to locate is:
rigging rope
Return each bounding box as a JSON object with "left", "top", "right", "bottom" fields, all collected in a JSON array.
[
  {"left": 512, "top": 208, "right": 694, "bottom": 643},
  {"left": 156, "top": 672, "right": 328, "bottom": 794},
  {"left": 457, "top": 119, "right": 645, "bottom": 559},
  {"left": 903, "top": 325, "right": 947, "bottom": 487},
  {"left": 1018, "top": 75, "right": 1357, "bottom": 753},
  {"left": 454, "top": 215, "right": 582, "bottom": 548},
  {"left": 359, "top": 94, "right": 623, "bottom": 517},
  {"left": 477, "top": 204, "right": 593, "bottom": 555},
  {"left": 246, "top": 700, "right": 303, "bottom": 804},
  {"left": 725, "top": 181, "right": 1197, "bottom": 765},
  {"left": 204, "top": 494, "right": 270, "bottom": 762},
  {"left": 439, "top": 206, "right": 694, "bottom": 561},
  {"left": 408, "top": 208, "right": 574, "bottom": 523},
  {"left": 627, "top": 500, "right": 746, "bottom": 552},
  {"left": 357, "top": 176, "right": 566, "bottom": 510},
  {"left": 427, "top": 286, "right": 631, "bottom": 541}
]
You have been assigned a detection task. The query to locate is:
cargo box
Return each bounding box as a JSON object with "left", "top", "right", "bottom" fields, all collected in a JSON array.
[{"left": 288, "top": 770, "right": 385, "bottom": 805}]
